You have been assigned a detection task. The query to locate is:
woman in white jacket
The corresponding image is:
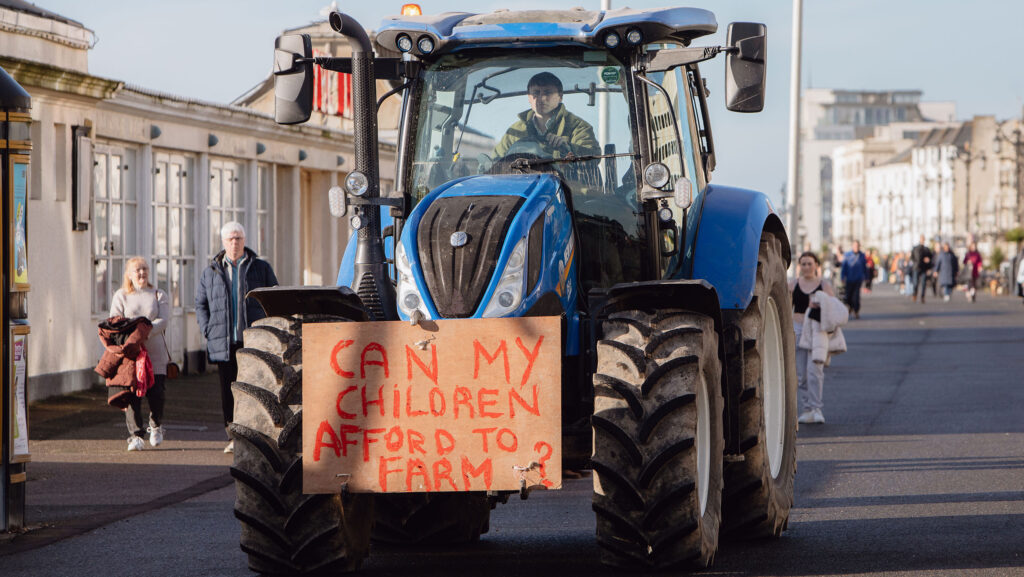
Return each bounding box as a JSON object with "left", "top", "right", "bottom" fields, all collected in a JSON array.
[{"left": 788, "top": 251, "right": 836, "bottom": 424}]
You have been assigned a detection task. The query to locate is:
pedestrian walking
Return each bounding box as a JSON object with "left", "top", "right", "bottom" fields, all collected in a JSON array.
[
  {"left": 911, "top": 235, "right": 934, "bottom": 303},
  {"left": 196, "top": 222, "right": 279, "bottom": 453},
  {"left": 933, "top": 242, "right": 959, "bottom": 301},
  {"left": 963, "top": 242, "right": 983, "bottom": 303},
  {"left": 1016, "top": 249, "right": 1024, "bottom": 305},
  {"left": 789, "top": 251, "right": 838, "bottom": 424},
  {"left": 864, "top": 250, "right": 876, "bottom": 292},
  {"left": 108, "top": 256, "right": 170, "bottom": 451},
  {"left": 840, "top": 240, "right": 867, "bottom": 318}
]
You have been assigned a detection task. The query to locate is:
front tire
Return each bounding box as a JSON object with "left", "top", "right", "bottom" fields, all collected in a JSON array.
[
  {"left": 592, "top": 309, "right": 724, "bottom": 570},
  {"left": 230, "top": 315, "right": 373, "bottom": 575},
  {"left": 722, "top": 233, "right": 798, "bottom": 539}
]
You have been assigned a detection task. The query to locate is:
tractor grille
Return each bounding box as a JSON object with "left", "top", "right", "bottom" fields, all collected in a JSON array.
[{"left": 417, "top": 196, "right": 524, "bottom": 318}]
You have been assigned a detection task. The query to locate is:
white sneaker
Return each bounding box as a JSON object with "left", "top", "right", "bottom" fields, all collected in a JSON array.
[
  {"left": 224, "top": 440, "right": 234, "bottom": 454},
  {"left": 812, "top": 408, "right": 826, "bottom": 424},
  {"left": 798, "top": 411, "right": 816, "bottom": 424},
  {"left": 943, "top": 295, "right": 950, "bottom": 302},
  {"left": 148, "top": 426, "right": 164, "bottom": 447},
  {"left": 127, "top": 436, "right": 146, "bottom": 452}
]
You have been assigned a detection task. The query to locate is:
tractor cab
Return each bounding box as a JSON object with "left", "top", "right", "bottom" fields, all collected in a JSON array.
[{"left": 405, "top": 47, "right": 645, "bottom": 292}]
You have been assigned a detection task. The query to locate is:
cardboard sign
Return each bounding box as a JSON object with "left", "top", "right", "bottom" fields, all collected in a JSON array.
[{"left": 302, "top": 316, "right": 562, "bottom": 494}]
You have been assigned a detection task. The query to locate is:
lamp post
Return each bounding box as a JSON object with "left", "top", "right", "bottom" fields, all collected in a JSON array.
[
  {"left": 886, "top": 190, "right": 895, "bottom": 255},
  {"left": 956, "top": 141, "right": 985, "bottom": 241},
  {"left": 993, "top": 120, "right": 1023, "bottom": 232}
]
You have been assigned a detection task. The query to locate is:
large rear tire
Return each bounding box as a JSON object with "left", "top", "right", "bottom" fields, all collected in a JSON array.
[
  {"left": 230, "top": 315, "right": 373, "bottom": 575},
  {"left": 372, "top": 493, "right": 491, "bottom": 545},
  {"left": 592, "top": 309, "right": 724, "bottom": 570},
  {"left": 722, "top": 233, "right": 798, "bottom": 539}
]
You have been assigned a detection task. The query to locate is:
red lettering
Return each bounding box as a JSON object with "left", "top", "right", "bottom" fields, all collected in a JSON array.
[
  {"left": 406, "top": 458, "right": 431, "bottom": 492},
  {"left": 496, "top": 428, "right": 518, "bottom": 452},
  {"left": 338, "top": 424, "right": 360, "bottom": 457},
  {"left": 433, "top": 458, "right": 458, "bottom": 491},
  {"left": 478, "top": 388, "right": 502, "bottom": 418},
  {"left": 435, "top": 429, "right": 455, "bottom": 456},
  {"left": 362, "top": 385, "right": 386, "bottom": 417},
  {"left": 330, "top": 340, "right": 355, "bottom": 378},
  {"left": 428, "top": 387, "right": 446, "bottom": 416},
  {"left": 362, "top": 427, "right": 385, "bottom": 462},
  {"left": 460, "top": 456, "right": 493, "bottom": 490},
  {"left": 515, "top": 336, "right": 545, "bottom": 387},
  {"left": 405, "top": 385, "right": 428, "bottom": 417},
  {"left": 385, "top": 426, "right": 403, "bottom": 452},
  {"left": 312, "top": 420, "right": 341, "bottom": 462},
  {"left": 472, "top": 427, "right": 497, "bottom": 452},
  {"left": 360, "top": 342, "right": 389, "bottom": 378},
  {"left": 393, "top": 383, "right": 401, "bottom": 418},
  {"left": 473, "top": 340, "right": 510, "bottom": 384},
  {"left": 454, "top": 387, "right": 475, "bottom": 418},
  {"left": 379, "top": 456, "right": 402, "bottom": 491},
  {"left": 406, "top": 344, "right": 438, "bottom": 386},
  {"left": 335, "top": 386, "right": 358, "bottom": 419},
  {"left": 407, "top": 429, "right": 427, "bottom": 455},
  {"left": 508, "top": 385, "right": 540, "bottom": 417}
]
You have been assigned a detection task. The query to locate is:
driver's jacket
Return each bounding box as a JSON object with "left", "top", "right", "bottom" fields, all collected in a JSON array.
[{"left": 493, "top": 103, "right": 599, "bottom": 158}]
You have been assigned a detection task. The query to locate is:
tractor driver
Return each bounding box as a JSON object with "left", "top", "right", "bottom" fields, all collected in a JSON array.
[{"left": 492, "top": 72, "right": 600, "bottom": 159}]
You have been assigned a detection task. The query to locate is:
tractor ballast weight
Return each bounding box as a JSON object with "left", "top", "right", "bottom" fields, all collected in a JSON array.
[{"left": 236, "top": 7, "right": 796, "bottom": 574}]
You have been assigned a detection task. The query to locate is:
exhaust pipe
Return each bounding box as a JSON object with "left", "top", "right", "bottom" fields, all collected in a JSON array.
[{"left": 329, "top": 12, "right": 395, "bottom": 320}]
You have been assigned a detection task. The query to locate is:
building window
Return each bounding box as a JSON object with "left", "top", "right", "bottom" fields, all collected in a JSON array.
[
  {"left": 256, "top": 164, "right": 274, "bottom": 265},
  {"left": 93, "top": 146, "right": 138, "bottom": 314},
  {"left": 209, "top": 159, "right": 245, "bottom": 259},
  {"left": 153, "top": 152, "right": 196, "bottom": 309}
]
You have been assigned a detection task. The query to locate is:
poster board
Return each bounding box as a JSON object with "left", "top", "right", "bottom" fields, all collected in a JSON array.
[
  {"left": 9, "top": 326, "right": 29, "bottom": 463},
  {"left": 10, "top": 154, "right": 29, "bottom": 290},
  {"left": 302, "top": 316, "right": 562, "bottom": 494}
]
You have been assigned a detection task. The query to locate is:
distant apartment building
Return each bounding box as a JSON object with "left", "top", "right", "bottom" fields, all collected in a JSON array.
[{"left": 797, "top": 88, "right": 955, "bottom": 250}]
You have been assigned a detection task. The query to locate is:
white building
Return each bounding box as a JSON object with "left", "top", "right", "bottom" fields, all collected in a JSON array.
[
  {"left": 798, "top": 88, "right": 955, "bottom": 250},
  {"left": 4, "top": 1, "right": 401, "bottom": 400}
]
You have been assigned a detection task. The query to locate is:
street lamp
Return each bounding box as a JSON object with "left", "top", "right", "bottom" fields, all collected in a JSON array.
[
  {"left": 956, "top": 141, "right": 985, "bottom": 240},
  {"left": 992, "top": 121, "right": 1023, "bottom": 231}
]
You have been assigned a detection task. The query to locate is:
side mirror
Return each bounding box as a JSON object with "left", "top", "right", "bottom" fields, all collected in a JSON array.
[
  {"left": 725, "top": 22, "right": 766, "bottom": 113},
  {"left": 274, "top": 34, "right": 314, "bottom": 125}
]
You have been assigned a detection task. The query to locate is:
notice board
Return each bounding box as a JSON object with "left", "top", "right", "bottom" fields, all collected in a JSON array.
[{"left": 302, "top": 316, "right": 561, "bottom": 494}]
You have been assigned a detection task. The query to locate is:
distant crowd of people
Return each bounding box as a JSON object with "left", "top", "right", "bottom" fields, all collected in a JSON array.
[{"left": 818, "top": 237, "right": 1024, "bottom": 311}]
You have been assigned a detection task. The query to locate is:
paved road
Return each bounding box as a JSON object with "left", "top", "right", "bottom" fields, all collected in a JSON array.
[{"left": 2, "top": 288, "right": 1023, "bottom": 576}]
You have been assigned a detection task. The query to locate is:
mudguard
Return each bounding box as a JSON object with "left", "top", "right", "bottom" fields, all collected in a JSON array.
[{"left": 686, "top": 184, "right": 790, "bottom": 311}]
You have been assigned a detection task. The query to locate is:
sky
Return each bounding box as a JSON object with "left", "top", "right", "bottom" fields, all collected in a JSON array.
[{"left": 36, "top": 0, "right": 1024, "bottom": 206}]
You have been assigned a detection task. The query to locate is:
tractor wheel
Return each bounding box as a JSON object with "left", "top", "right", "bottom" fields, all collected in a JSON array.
[
  {"left": 230, "top": 315, "right": 373, "bottom": 575},
  {"left": 722, "top": 232, "right": 798, "bottom": 539},
  {"left": 592, "top": 309, "right": 724, "bottom": 570},
  {"left": 372, "top": 493, "right": 491, "bottom": 545}
]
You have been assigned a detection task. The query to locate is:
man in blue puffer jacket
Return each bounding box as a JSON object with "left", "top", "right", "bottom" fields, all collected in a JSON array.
[{"left": 196, "top": 222, "right": 278, "bottom": 453}]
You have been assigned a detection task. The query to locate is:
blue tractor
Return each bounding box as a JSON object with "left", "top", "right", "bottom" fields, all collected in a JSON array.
[{"left": 233, "top": 6, "right": 796, "bottom": 574}]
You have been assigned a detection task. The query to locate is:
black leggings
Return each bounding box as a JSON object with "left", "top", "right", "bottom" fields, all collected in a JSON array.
[{"left": 125, "top": 375, "right": 166, "bottom": 438}]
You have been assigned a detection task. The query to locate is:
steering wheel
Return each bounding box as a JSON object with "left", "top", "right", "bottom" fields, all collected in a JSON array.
[{"left": 487, "top": 136, "right": 549, "bottom": 174}]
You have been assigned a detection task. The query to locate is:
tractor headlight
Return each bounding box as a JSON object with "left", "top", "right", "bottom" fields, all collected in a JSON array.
[
  {"left": 396, "top": 34, "right": 413, "bottom": 53},
  {"left": 482, "top": 236, "right": 528, "bottom": 318},
  {"left": 396, "top": 242, "right": 431, "bottom": 320},
  {"left": 345, "top": 171, "right": 369, "bottom": 196}
]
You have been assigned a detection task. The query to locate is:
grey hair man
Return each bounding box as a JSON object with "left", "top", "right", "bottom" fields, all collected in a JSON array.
[{"left": 196, "top": 221, "right": 278, "bottom": 453}]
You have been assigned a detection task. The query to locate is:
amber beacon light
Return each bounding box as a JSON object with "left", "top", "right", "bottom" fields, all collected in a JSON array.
[{"left": 401, "top": 4, "right": 422, "bottom": 16}]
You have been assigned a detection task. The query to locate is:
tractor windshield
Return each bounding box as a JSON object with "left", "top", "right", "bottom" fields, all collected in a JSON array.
[
  {"left": 410, "top": 48, "right": 645, "bottom": 287},
  {"left": 410, "top": 49, "right": 638, "bottom": 197}
]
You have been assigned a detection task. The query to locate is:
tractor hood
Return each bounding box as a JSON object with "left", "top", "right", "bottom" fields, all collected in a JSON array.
[{"left": 399, "top": 172, "right": 573, "bottom": 320}]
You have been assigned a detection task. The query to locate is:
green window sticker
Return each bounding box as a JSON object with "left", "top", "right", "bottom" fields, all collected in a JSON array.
[{"left": 600, "top": 66, "right": 620, "bottom": 85}]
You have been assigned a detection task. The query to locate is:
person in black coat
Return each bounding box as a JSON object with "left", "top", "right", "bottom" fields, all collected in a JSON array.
[
  {"left": 910, "top": 235, "right": 934, "bottom": 303},
  {"left": 933, "top": 242, "right": 959, "bottom": 302},
  {"left": 196, "top": 222, "right": 278, "bottom": 453}
]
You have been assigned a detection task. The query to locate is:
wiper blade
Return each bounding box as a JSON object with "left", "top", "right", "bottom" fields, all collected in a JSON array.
[{"left": 510, "top": 151, "right": 636, "bottom": 171}]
